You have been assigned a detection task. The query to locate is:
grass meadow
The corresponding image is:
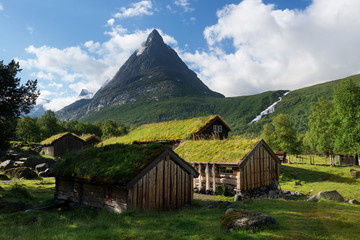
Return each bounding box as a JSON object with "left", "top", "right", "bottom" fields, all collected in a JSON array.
[{"left": 1, "top": 160, "right": 360, "bottom": 240}]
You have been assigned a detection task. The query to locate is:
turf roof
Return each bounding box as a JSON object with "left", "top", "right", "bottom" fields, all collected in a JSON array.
[
  {"left": 101, "top": 115, "right": 223, "bottom": 145},
  {"left": 175, "top": 137, "right": 260, "bottom": 163},
  {"left": 80, "top": 134, "right": 101, "bottom": 142},
  {"left": 53, "top": 143, "right": 169, "bottom": 184},
  {"left": 40, "top": 132, "right": 82, "bottom": 146}
]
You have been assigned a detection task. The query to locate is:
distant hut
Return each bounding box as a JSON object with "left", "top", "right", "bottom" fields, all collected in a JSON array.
[
  {"left": 40, "top": 132, "right": 85, "bottom": 157},
  {"left": 275, "top": 151, "right": 287, "bottom": 164},
  {"left": 80, "top": 134, "right": 102, "bottom": 146},
  {"left": 101, "top": 115, "right": 231, "bottom": 148},
  {"left": 175, "top": 138, "right": 280, "bottom": 194},
  {"left": 53, "top": 144, "right": 199, "bottom": 213}
]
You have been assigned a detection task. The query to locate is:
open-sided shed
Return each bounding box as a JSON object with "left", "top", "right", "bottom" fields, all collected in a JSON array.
[
  {"left": 175, "top": 138, "right": 280, "bottom": 194},
  {"left": 53, "top": 144, "right": 199, "bottom": 213},
  {"left": 40, "top": 132, "right": 85, "bottom": 157}
]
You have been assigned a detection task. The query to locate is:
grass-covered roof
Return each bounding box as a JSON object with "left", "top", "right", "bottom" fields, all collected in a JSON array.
[
  {"left": 53, "top": 143, "right": 168, "bottom": 184},
  {"left": 80, "top": 134, "right": 101, "bottom": 142},
  {"left": 175, "top": 137, "right": 260, "bottom": 163},
  {"left": 40, "top": 132, "right": 82, "bottom": 146},
  {"left": 101, "top": 115, "right": 223, "bottom": 145}
]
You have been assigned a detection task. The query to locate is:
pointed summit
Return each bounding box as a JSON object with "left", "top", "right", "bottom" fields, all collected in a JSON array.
[
  {"left": 57, "top": 30, "right": 224, "bottom": 120},
  {"left": 146, "top": 29, "right": 163, "bottom": 46}
]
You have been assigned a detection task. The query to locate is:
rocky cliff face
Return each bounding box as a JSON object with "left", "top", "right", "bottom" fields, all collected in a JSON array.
[{"left": 57, "top": 29, "right": 223, "bottom": 121}]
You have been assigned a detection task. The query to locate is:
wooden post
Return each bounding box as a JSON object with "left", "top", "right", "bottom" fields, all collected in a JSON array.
[
  {"left": 212, "top": 163, "right": 216, "bottom": 194},
  {"left": 198, "top": 163, "right": 202, "bottom": 191},
  {"left": 205, "top": 163, "right": 210, "bottom": 193}
]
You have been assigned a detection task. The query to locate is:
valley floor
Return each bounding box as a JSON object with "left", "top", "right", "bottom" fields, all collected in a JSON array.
[{"left": 1, "top": 162, "right": 360, "bottom": 240}]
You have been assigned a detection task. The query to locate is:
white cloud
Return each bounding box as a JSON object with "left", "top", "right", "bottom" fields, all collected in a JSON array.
[
  {"left": 27, "top": 26, "right": 34, "bottom": 35},
  {"left": 0, "top": 3, "right": 3, "bottom": 11},
  {"left": 182, "top": 0, "right": 360, "bottom": 96},
  {"left": 174, "top": 0, "right": 194, "bottom": 12},
  {"left": 19, "top": 26, "right": 177, "bottom": 111},
  {"left": 114, "top": 1, "right": 153, "bottom": 18},
  {"left": 107, "top": 18, "right": 115, "bottom": 26}
]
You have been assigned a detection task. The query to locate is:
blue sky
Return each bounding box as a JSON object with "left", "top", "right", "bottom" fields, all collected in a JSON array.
[{"left": 1, "top": 0, "right": 359, "bottom": 110}]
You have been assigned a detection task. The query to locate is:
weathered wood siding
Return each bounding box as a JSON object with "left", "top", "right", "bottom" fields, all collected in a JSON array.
[
  {"left": 55, "top": 178, "right": 128, "bottom": 213},
  {"left": 127, "top": 156, "right": 193, "bottom": 210},
  {"left": 193, "top": 143, "right": 280, "bottom": 193},
  {"left": 44, "top": 134, "right": 84, "bottom": 157}
]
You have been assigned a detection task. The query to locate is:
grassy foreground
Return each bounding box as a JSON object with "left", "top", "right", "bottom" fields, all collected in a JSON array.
[{"left": 1, "top": 163, "right": 360, "bottom": 240}]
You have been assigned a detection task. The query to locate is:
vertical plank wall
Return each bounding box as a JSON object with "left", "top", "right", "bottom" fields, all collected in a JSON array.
[
  {"left": 240, "top": 145, "right": 279, "bottom": 191},
  {"left": 128, "top": 157, "right": 193, "bottom": 210}
]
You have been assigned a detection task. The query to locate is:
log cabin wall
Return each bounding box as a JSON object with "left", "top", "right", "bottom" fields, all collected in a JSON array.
[
  {"left": 55, "top": 177, "right": 128, "bottom": 213},
  {"left": 193, "top": 143, "right": 280, "bottom": 194},
  {"left": 127, "top": 156, "right": 194, "bottom": 210}
]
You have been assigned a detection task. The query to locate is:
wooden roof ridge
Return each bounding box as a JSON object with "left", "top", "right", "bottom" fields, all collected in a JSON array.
[
  {"left": 195, "top": 115, "right": 231, "bottom": 136},
  {"left": 126, "top": 148, "right": 199, "bottom": 189},
  {"left": 238, "top": 139, "right": 280, "bottom": 168},
  {"left": 41, "top": 132, "right": 85, "bottom": 146}
]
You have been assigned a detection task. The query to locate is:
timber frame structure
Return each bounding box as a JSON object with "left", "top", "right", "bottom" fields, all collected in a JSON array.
[
  {"left": 190, "top": 139, "right": 280, "bottom": 194},
  {"left": 54, "top": 146, "right": 199, "bottom": 213}
]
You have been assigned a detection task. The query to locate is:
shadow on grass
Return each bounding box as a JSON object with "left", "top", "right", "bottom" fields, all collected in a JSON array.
[{"left": 280, "top": 165, "right": 356, "bottom": 184}]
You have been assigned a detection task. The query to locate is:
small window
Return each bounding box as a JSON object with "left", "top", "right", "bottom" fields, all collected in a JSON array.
[
  {"left": 103, "top": 186, "right": 112, "bottom": 201},
  {"left": 219, "top": 167, "right": 233, "bottom": 174},
  {"left": 213, "top": 125, "right": 223, "bottom": 133}
]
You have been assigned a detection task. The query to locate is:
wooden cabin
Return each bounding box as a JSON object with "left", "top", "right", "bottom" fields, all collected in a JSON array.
[
  {"left": 175, "top": 138, "right": 280, "bottom": 194},
  {"left": 80, "top": 134, "right": 102, "bottom": 146},
  {"left": 53, "top": 144, "right": 199, "bottom": 213},
  {"left": 40, "top": 132, "right": 85, "bottom": 157},
  {"left": 100, "top": 115, "right": 231, "bottom": 148},
  {"left": 275, "top": 151, "right": 287, "bottom": 164}
]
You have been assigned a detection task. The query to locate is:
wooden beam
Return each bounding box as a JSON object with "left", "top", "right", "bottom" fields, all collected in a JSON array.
[
  {"left": 205, "top": 163, "right": 210, "bottom": 192},
  {"left": 212, "top": 163, "right": 216, "bottom": 194}
]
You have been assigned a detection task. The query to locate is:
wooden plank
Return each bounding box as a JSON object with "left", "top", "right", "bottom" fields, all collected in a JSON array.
[
  {"left": 143, "top": 175, "right": 147, "bottom": 209},
  {"left": 182, "top": 169, "right": 185, "bottom": 207},
  {"left": 198, "top": 163, "right": 202, "bottom": 191},
  {"left": 165, "top": 156, "right": 170, "bottom": 209},
  {"left": 190, "top": 176, "right": 193, "bottom": 204},
  {"left": 147, "top": 168, "right": 153, "bottom": 209},
  {"left": 128, "top": 188, "right": 132, "bottom": 209},
  {"left": 176, "top": 164, "right": 180, "bottom": 208},
  {"left": 133, "top": 183, "right": 137, "bottom": 209},
  {"left": 158, "top": 160, "right": 164, "bottom": 210},
  {"left": 171, "top": 161, "right": 176, "bottom": 209},
  {"left": 250, "top": 155, "right": 254, "bottom": 189},
  {"left": 257, "top": 147, "right": 261, "bottom": 188},
  {"left": 184, "top": 171, "right": 188, "bottom": 204}
]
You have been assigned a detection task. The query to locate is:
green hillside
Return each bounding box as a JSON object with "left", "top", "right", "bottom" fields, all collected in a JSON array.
[
  {"left": 80, "top": 90, "right": 287, "bottom": 135},
  {"left": 254, "top": 74, "right": 360, "bottom": 133}
]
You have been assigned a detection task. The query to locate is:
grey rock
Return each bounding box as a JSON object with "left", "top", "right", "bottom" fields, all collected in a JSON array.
[
  {"left": 348, "top": 199, "right": 360, "bottom": 205},
  {"left": 222, "top": 209, "right": 278, "bottom": 231},
  {"left": 308, "top": 190, "right": 345, "bottom": 202},
  {"left": 234, "top": 194, "right": 242, "bottom": 202},
  {"left": 35, "top": 163, "right": 49, "bottom": 173},
  {"left": 0, "top": 160, "right": 15, "bottom": 170},
  {"left": 4, "top": 167, "right": 39, "bottom": 179},
  {"left": 23, "top": 157, "right": 55, "bottom": 170},
  {"left": 268, "top": 190, "right": 275, "bottom": 198}
]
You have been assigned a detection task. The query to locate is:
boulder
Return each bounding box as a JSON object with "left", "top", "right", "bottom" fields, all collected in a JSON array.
[
  {"left": 234, "top": 194, "right": 242, "bottom": 202},
  {"left": 222, "top": 208, "right": 278, "bottom": 231},
  {"left": 38, "top": 168, "right": 51, "bottom": 177},
  {"left": 308, "top": 190, "right": 345, "bottom": 202},
  {"left": 349, "top": 169, "right": 358, "bottom": 179},
  {"left": 23, "top": 157, "right": 55, "bottom": 170},
  {"left": 0, "top": 174, "right": 10, "bottom": 180},
  {"left": 35, "top": 163, "right": 48, "bottom": 173},
  {"left": 0, "top": 160, "right": 15, "bottom": 170},
  {"left": 4, "top": 167, "right": 39, "bottom": 179},
  {"left": 348, "top": 199, "right": 360, "bottom": 205}
]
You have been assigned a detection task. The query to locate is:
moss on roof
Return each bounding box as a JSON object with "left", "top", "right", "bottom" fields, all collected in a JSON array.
[
  {"left": 101, "top": 115, "right": 221, "bottom": 145},
  {"left": 175, "top": 137, "right": 260, "bottom": 163},
  {"left": 53, "top": 143, "right": 168, "bottom": 184},
  {"left": 40, "top": 132, "right": 82, "bottom": 146}
]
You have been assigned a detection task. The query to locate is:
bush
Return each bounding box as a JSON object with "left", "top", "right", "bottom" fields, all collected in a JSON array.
[{"left": 216, "top": 184, "right": 231, "bottom": 196}]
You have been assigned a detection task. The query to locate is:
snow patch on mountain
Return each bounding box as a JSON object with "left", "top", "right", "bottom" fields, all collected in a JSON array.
[{"left": 249, "top": 91, "right": 290, "bottom": 124}]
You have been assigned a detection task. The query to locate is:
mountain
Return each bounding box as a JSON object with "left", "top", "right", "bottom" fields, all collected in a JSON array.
[{"left": 57, "top": 29, "right": 223, "bottom": 121}]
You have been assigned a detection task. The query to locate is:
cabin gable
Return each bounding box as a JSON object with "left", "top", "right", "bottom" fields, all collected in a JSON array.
[{"left": 195, "top": 116, "right": 231, "bottom": 139}]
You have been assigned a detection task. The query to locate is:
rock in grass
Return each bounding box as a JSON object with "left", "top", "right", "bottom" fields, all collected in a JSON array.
[
  {"left": 348, "top": 199, "right": 360, "bottom": 205},
  {"left": 221, "top": 208, "right": 278, "bottom": 231},
  {"left": 0, "top": 160, "right": 14, "bottom": 170},
  {"left": 4, "top": 167, "right": 39, "bottom": 179},
  {"left": 307, "top": 190, "right": 345, "bottom": 202}
]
